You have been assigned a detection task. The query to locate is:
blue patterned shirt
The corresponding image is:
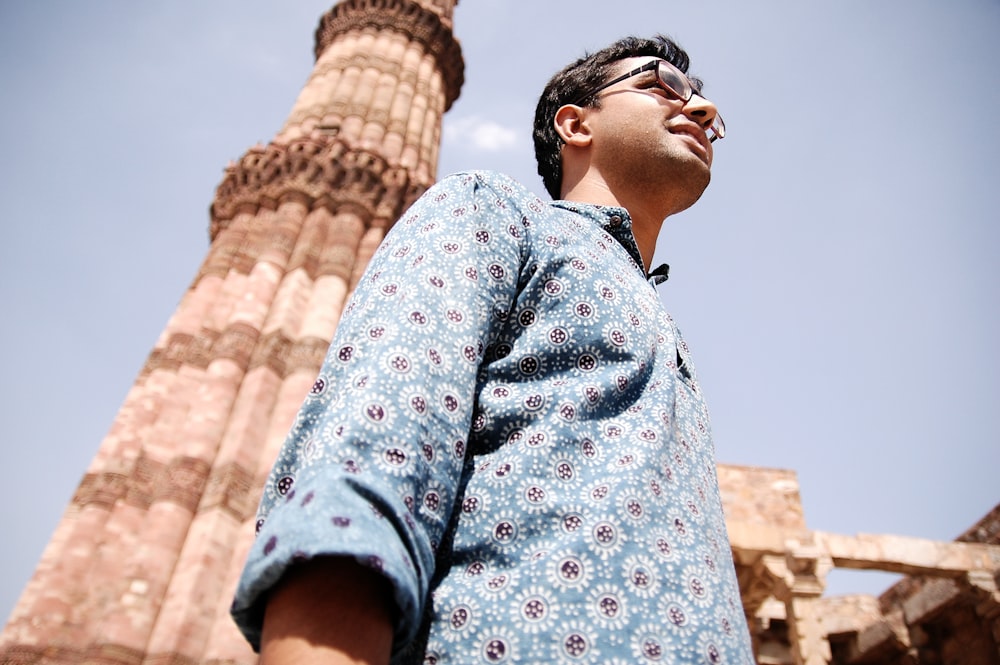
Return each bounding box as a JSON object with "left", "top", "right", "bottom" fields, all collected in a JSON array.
[{"left": 232, "top": 171, "right": 753, "bottom": 664}]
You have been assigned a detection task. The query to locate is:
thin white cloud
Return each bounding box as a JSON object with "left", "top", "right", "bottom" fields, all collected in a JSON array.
[{"left": 444, "top": 116, "right": 519, "bottom": 152}]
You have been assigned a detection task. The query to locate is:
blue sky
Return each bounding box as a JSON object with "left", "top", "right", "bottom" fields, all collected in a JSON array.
[{"left": 1, "top": 1, "right": 998, "bottom": 622}]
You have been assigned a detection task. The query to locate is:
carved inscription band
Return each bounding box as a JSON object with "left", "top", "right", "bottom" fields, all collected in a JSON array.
[{"left": 209, "top": 137, "right": 419, "bottom": 238}]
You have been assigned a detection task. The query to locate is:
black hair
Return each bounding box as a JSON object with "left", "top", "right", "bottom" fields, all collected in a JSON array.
[{"left": 532, "top": 35, "right": 701, "bottom": 199}]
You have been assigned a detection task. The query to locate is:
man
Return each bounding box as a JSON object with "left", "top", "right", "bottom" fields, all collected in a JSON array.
[{"left": 232, "top": 35, "right": 753, "bottom": 664}]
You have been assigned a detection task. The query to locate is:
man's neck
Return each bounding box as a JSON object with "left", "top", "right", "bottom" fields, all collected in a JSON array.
[{"left": 561, "top": 178, "right": 670, "bottom": 272}]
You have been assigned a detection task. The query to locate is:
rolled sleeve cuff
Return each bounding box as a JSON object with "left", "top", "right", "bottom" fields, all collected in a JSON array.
[{"left": 230, "top": 469, "right": 429, "bottom": 653}]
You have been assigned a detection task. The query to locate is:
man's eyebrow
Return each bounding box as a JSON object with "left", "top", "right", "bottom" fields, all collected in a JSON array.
[{"left": 632, "top": 69, "right": 659, "bottom": 84}]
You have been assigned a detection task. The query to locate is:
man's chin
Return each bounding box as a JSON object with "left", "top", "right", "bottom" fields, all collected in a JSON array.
[{"left": 674, "top": 169, "right": 710, "bottom": 213}]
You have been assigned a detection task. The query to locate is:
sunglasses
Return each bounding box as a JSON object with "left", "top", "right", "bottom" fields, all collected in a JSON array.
[{"left": 573, "top": 60, "right": 725, "bottom": 142}]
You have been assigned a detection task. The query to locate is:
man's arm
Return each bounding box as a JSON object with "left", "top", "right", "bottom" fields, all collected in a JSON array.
[
  {"left": 232, "top": 173, "right": 528, "bottom": 652},
  {"left": 261, "top": 557, "right": 394, "bottom": 665}
]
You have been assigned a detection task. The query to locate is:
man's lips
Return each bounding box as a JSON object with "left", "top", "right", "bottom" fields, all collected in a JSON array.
[{"left": 670, "top": 124, "right": 711, "bottom": 160}]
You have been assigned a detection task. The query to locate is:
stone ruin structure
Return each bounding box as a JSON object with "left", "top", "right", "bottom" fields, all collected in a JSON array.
[
  {"left": 1, "top": 1, "right": 997, "bottom": 663},
  {"left": 719, "top": 466, "right": 999, "bottom": 664}
]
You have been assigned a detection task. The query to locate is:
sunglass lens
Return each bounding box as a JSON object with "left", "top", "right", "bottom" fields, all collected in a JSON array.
[{"left": 657, "top": 64, "right": 691, "bottom": 101}]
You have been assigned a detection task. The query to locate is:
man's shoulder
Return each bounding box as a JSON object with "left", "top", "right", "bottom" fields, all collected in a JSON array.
[
  {"left": 398, "top": 172, "right": 562, "bottom": 241},
  {"left": 433, "top": 171, "right": 549, "bottom": 208}
]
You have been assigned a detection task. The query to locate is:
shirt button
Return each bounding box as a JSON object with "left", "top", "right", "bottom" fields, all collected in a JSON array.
[{"left": 609, "top": 215, "right": 623, "bottom": 228}]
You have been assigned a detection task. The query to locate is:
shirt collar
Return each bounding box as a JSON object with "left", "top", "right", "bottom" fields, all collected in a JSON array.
[{"left": 549, "top": 200, "right": 670, "bottom": 284}]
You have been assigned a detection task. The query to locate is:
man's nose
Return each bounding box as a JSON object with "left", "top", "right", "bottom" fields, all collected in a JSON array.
[{"left": 683, "top": 94, "right": 720, "bottom": 132}]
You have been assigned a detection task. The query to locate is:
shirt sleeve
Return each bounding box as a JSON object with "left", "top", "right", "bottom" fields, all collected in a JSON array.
[{"left": 230, "top": 172, "right": 531, "bottom": 652}]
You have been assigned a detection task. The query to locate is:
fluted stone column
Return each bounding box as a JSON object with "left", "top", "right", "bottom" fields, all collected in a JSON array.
[{"left": 0, "top": 2, "right": 463, "bottom": 663}]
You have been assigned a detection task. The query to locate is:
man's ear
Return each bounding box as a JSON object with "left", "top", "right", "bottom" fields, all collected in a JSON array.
[{"left": 554, "top": 104, "right": 592, "bottom": 147}]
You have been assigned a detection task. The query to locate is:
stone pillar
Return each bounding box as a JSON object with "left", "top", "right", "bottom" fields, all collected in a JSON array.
[
  {"left": 737, "top": 559, "right": 777, "bottom": 659},
  {"left": 0, "top": 2, "right": 463, "bottom": 664},
  {"left": 762, "top": 546, "right": 834, "bottom": 665},
  {"left": 966, "top": 570, "right": 1000, "bottom": 662}
]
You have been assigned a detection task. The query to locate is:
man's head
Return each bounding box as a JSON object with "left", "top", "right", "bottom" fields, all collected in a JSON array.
[{"left": 533, "top": 35, "right": 721, "bottom": 201}]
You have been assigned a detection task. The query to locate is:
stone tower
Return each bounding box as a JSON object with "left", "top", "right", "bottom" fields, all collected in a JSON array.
[{"left": 0, "top": 1, "right": 463, "bottom": 663}]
